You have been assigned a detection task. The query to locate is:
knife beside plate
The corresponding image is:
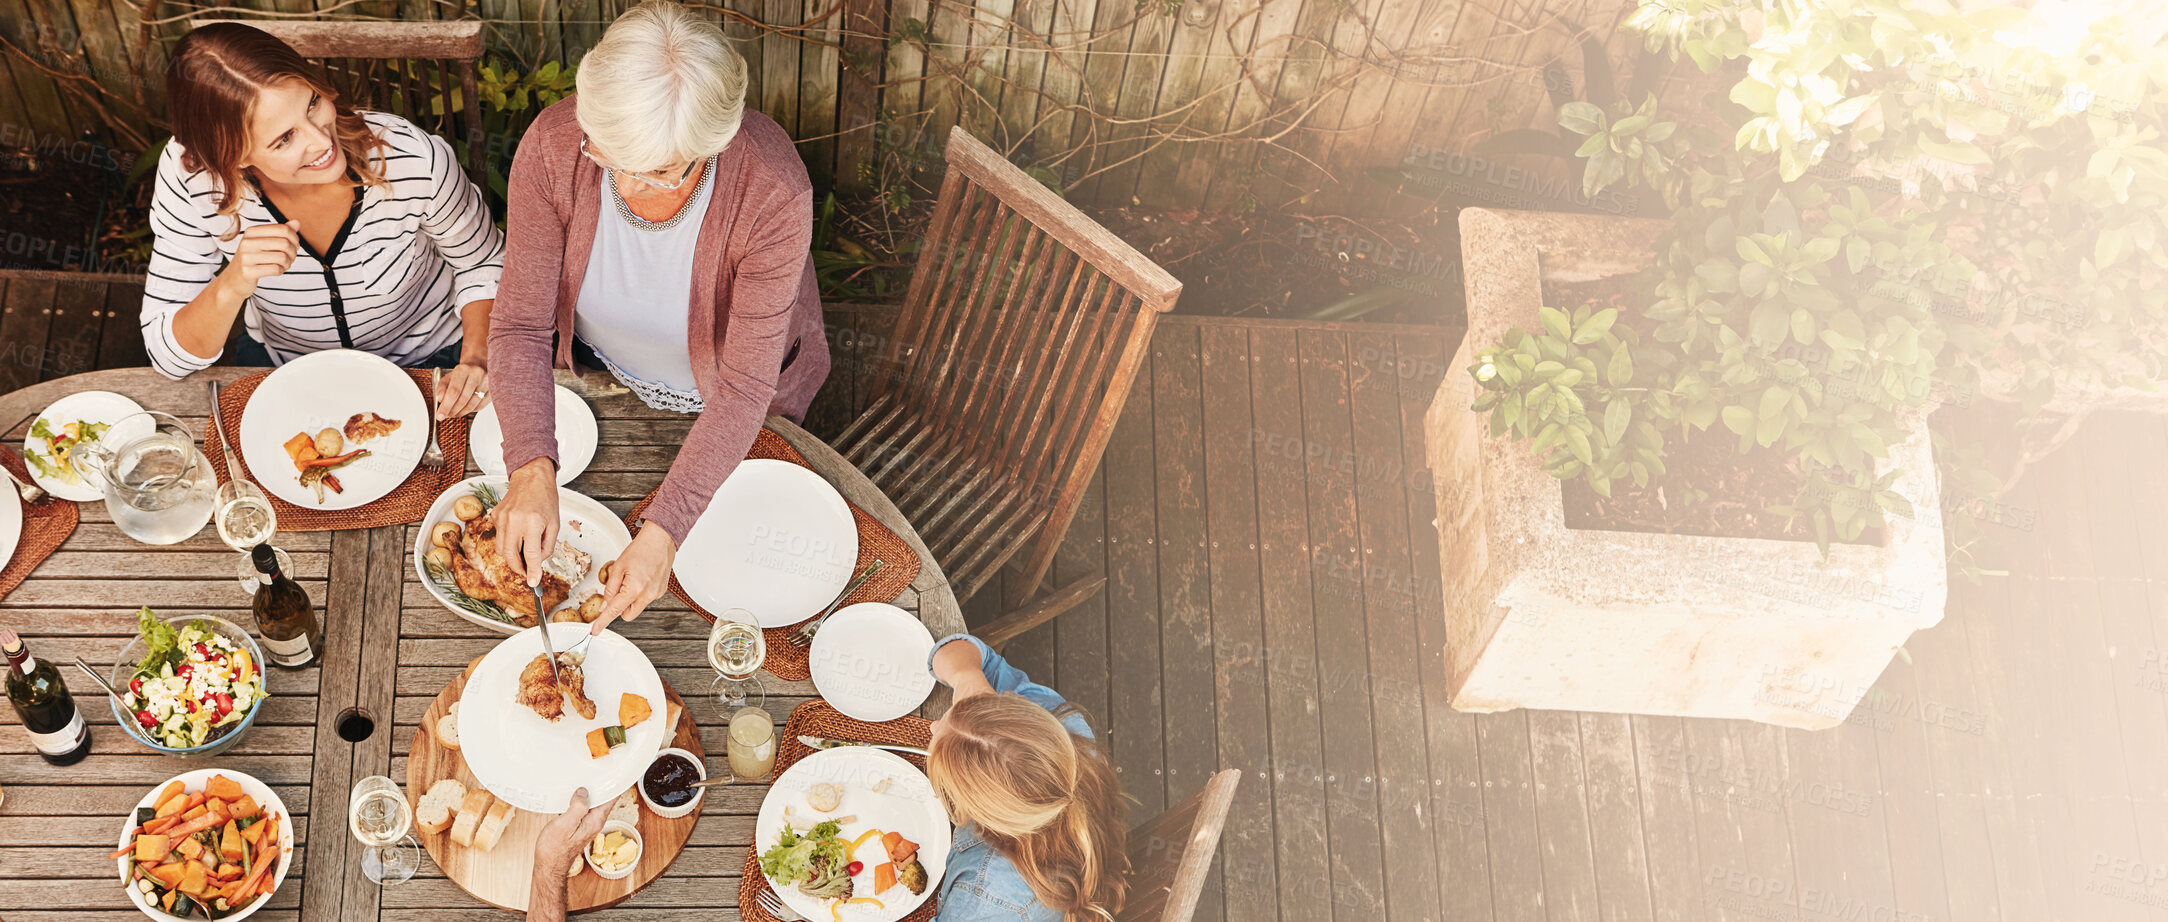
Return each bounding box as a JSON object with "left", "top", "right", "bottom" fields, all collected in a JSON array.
[{"left": 799, "top": 734, "right": 929, "bottom": 758}]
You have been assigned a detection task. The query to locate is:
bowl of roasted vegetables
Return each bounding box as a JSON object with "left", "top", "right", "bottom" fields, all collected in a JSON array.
[
  {"left": 115, "top": 770, "right": 293, "bottom": 921},
  {"left": 109, "top": 610, "right": 269, "bottom": 757}
]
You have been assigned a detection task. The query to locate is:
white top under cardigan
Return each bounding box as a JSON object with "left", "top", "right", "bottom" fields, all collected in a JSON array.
[
  {"left": 571, "top": 156, "right": 716, "bottom": 412},
  {"left": 140, "top": 111, "right": 504, "bottom": 377}
]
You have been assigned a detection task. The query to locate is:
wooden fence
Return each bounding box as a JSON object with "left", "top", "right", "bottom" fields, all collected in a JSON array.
[{"left": 0, "top": 0, "right": 1676, "bottom": 212}]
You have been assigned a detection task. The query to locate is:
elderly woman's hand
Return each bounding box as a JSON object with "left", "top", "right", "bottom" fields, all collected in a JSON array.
[
  {"left": 587, "top": 524, "right": 676, "bottom": 634},
  {"left": 498, "top": 458, "right": 561, "bottom": 583}
]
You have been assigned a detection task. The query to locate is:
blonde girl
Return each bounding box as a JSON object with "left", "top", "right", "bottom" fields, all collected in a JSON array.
[{"left": 927, "top": 635, "right": 1129, "bottom": 921}]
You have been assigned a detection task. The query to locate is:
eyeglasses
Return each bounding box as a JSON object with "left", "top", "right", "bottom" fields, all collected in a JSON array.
[{"left": 580, "top": 135, "right": 699, "bottom": 191}]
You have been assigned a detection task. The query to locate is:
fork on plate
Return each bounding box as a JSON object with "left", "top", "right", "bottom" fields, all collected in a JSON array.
[
  {"left": 789, "top": 559, "right": 885, "bottom": 648},
  {"left": 755, "top": 889, "right": 807, "bottom": 921}
]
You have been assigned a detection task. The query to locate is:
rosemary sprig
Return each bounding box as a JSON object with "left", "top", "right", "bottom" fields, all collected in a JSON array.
[
  {"left": 471, "top": 481, "right": 501, "bottom": 512},
  {"left": 424, "top": 559, "right": 518, "bottom": 626}
]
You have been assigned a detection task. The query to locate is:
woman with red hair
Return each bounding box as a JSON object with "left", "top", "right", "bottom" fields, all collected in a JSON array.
[{"left": 143, "top": 22, "right": 502, "bottom": 418}]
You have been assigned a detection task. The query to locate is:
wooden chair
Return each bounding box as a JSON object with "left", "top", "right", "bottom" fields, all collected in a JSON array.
[
  {"left": 833, "top": 126, "right": 1182, "bottom": 645},
  {"left": 188, "top": 18, "right": 487, "bottom": 189},
  {"left": 1120, "top": 769, "right": 1240, "bottom": 922}
]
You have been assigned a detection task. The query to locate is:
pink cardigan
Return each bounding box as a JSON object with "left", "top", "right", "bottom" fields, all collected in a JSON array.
[{"left": 488, "top": 96, "right": 831, "bottom": 544}]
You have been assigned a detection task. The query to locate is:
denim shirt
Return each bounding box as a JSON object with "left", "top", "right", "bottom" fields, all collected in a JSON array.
[{"left": 926, "top": 634, "right": 1092, "bottom": 922}]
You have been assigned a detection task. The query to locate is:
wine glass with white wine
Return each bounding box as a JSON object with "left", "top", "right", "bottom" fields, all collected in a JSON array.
[
  {"left": 708, "top": 607, "right": 766, "bottom": 718},
  {"left": 347, "top": 775, "right": 421, "bottom": 886},
  {"left": 214, "top": 479, "right": 286, "bottom": 593}
]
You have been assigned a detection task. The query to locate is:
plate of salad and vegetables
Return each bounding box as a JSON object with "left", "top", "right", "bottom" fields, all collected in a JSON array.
[
  {"left": 756, "top": 746, "right": 947, "bottom": 922},
  {"left": 21, "top": 389, "right": 143, "bottom": 502},
  {"left": 114, "top": 769, "right": 293, "bottom": 921},
  {"left": 108, "top": 608, "right": 269, "bottom": 756}
]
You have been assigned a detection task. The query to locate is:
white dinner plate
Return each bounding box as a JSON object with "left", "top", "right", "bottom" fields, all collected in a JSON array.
[
  {"left": 413, "top": 476, "right": 633, "bottom": 634},
  {"left": 238, "top": 350, "right": 427, "bottom": 509},
  {"left": 117, "top": 768, "right": 295, "bottom": 922},
  {"left": 20, "top": 389, "right": 144, "bottom": 502},
  {"left": 0, "top": 481, "right": 20, "bottom": 571},
  {"left": 673, "top": 459, "right": 858, "bottom": 628},
  {"left": 756, "top": 747, "right": 951, "bottom": 922},
  {"left": 459, "top": 623, "right": 668, "bottom": 813},
  {"left": 468, "top": 384, "right": 598, "bottom": 484},
  {"left": 808, "top": 603, "right": 937, "bottom": 722}
]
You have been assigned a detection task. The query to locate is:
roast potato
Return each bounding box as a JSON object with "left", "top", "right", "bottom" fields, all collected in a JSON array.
[
  {"left": 314, "top": 428, "right": 344, "bottom": 457},
  {"left": 452, "top": 495, "right": 486, "bottom": 522},
  {"left": 430, "top": 521, "right": 462, "bottom": 549},
  {"left": 425, "top": 546, "right": 453, "bottom": 571}
]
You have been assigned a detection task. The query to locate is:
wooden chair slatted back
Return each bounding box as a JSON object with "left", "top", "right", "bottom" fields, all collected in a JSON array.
[
  {"left": 840, "top": 126, "right": 1180, "bottom": 604},
  {"left": 1119, "top": 769, "right": 1240, "bottom": 922},
  {"left": 192, "top": 20, "right": 487, "bottom": 189}
]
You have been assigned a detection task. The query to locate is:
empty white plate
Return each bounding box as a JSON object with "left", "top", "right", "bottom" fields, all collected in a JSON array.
[
  {"left": 238, "top": 350, "right": 426, "bottom": 509},
  {"left": 0, "top": 480, "right": 20, "bottom": 570},
  {"left": 672, "top": 459, "right": 858, "bottom": 628},
  {"left": 808, "top": 602, "right": 937, "bottom": 722},
  {"left": 20, "top": 390, "right": 144, "bottom": 502},
  {"left": 467, "top": 384, "right": 598, "bottom": 484}
]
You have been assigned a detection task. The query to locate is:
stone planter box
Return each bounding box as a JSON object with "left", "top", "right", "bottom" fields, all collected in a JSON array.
[{"left": 1424, "top": 208, "right": 1949, "bottom": 729}]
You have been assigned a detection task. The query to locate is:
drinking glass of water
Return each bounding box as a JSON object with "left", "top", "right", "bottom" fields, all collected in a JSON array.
[
  {"left": 214, "top": 478, "right": 283, "bottom": 593},
  {"left": 347, "top": 774, "right": 420, "bottom": 886},
  {"left": 707, "top": 608, "right": 765, "bottom": 717}
]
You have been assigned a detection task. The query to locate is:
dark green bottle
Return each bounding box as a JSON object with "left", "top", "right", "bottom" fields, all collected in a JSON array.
[
  {"left": 252, "top": 544, "right": 322, "bottom": 668},
  {"left": 2, "top": 628, "right": 91, "bottom": 766}
]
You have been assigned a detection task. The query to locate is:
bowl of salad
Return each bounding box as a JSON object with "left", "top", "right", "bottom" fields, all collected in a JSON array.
[{"left": 109, "top": 609, "right": 269, "bottom": 757}]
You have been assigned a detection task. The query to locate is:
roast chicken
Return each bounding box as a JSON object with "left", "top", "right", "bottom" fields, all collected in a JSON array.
[
  {"left": 451, "top": 515, "right": 570, "bottom": 626},
  {"left": 343, "top": 411, "right": 402, "bottom": 443},
  {"left": 516, "top": 650, "right": 596, "bottom": 722}
]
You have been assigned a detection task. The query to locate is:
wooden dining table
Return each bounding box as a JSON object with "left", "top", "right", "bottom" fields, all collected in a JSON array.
[{"left": 0, "top": 366, "right": 965, "bottom": 922}]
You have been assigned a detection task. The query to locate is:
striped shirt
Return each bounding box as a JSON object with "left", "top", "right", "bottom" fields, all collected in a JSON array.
[{"left": 141, "top": 111, "right": 504, "bottom": 378}]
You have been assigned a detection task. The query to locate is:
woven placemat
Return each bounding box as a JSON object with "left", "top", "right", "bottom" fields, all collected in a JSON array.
[
  {"left": 625, "top": 427, "right": 922, "bottom": 681},
  {"left": 738, "top": 700, "right": 937, "bottom": 922},
  {"left": 0, "top": 447, "right": 80, "bottom": 602},
  {"left": 204, "top": 368, "right": 472, "bottom": 531}
]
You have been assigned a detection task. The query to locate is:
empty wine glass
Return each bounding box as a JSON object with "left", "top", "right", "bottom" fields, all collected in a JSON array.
[
  {"left": 347, "top": 775, "right": 421, "bottom": 886},
  {"left": 707, "top": 607, "right": 765, "bottom": 718}
]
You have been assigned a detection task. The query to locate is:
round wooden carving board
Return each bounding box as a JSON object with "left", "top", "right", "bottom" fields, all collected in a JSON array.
[{"left": 406, "top": 657, "right": 704, "bottom": 912}]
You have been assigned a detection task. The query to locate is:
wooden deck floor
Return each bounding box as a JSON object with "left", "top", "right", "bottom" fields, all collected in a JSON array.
[{"left": 9, "top": 271, "right": 2167, "bottom": 922}]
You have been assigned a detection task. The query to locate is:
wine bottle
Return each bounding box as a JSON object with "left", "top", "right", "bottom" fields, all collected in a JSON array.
[
  {"left": 2, "top": 628, "right": 92, "bottom": 766},
  {"left": 252, "top": 543, "right": 322, "bottom": 668}
]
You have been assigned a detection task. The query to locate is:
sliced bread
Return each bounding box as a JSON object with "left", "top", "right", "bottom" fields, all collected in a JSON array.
[
  {"left": 450, "top": 787, "right": 495, "bottom": 847},
  {"left": 665, "top": 698, "right": 683, "bottom": 733},
  {"left": 609, "top": 786, "right": 641, "bottom": 827},
  {"left": 473, "top": 800, "right": 517, "bottom": 853},
  {"left": 435, "top": 702, "right": 461, "bottom": 751},
  {"left": 415, "top": 778, "right": 467, "bottom": 835}
]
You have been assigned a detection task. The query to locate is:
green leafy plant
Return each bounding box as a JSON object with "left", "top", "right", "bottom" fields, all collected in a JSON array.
[
  {"left": 1469, "top": 21, "right": 1679, "bottom": 211},
  {"left": 1471, "top": 302, "right": 1663, "bottom": 497},
  {"left": 1472, "top": 0, "right": 2167, "bottom": 555}
]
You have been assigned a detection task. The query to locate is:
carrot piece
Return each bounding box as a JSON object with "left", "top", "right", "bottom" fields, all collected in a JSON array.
[
  {"left": 227, "top": 794, "right": 261, "bottom": 820},
  {"left": 156, "top": 780, "right": 187, "bottom": 809},
  {"left": 231, "top": 843, "right": 283, "bottom": 905},
  {"left": 205, "top": 775, "right": 245, "bottom": 800},
  {"left": 147, "top": 862, "right": 186, "bottom": 888},
  {"left": 301, "top": 448, "right": 369, "bottom": 468},
  {"left": 160, "top": 805, "right": 231, "bottom": 842},
  {"left": 156, "top": 791, "right": 202, "bottom": 819},
  {"left": 133, "top": 834, "right": 173, "bottom": 862}
]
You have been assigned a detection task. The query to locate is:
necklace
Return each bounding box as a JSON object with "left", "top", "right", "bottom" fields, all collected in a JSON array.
[{"left": 608, "top": 157, "right": 714, "bottom": 232}]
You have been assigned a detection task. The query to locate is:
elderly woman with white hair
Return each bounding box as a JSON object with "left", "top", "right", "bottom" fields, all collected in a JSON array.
[{"left": 487, "top": 0, "right": 830, "bottom": 638}]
